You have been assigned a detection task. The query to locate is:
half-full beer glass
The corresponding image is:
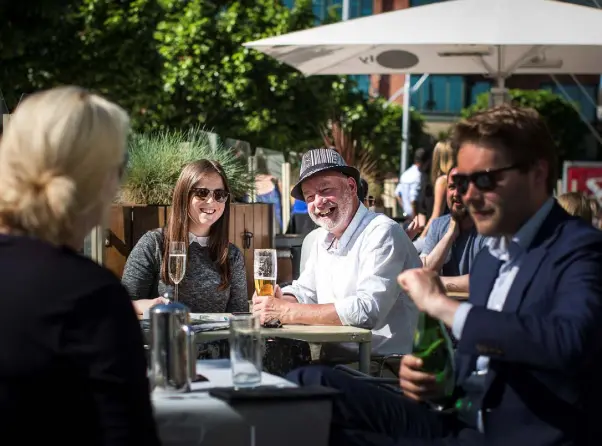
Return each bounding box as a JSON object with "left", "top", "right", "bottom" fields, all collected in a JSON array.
[{"left": 254, "top": 249, "right": 277, "bottom": 297}]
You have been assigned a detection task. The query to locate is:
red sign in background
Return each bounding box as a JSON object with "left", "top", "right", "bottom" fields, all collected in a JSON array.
[{"left": 563, "top": 162, "right": 602, "bottom": 199}]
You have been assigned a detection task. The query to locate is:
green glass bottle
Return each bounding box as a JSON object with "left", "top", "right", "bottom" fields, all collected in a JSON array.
[{"left": 412, "top": 312, "right": 455, "bottom": 409}]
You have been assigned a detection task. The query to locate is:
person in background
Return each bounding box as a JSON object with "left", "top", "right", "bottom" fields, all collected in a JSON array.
[
  {"left": 0, "top": 86, "right": 160, "bottom": 445},
  {"left": 419, "top": 140, "right": 454, "bottom": 237},
  {"left": 360, "top": 178, "right": 370, "bottom": 205},
  {"left": 416, "top": 154, "right": 434, "bottom": 221},
  {"left": 254, "top": 148, "right": 421, "bottom": 367},
  {"left": 254, "top": 156, "right": 283, "bottom": 232},
  {"left": 420, "top": 167, "right": 488, "bottom": 294},
  {"left": 396, "top": 148, "right": 427, "bottom": 220},
  {"left": 590, "top": 196, "right": 602, "bottom": 229},
  {"left": 123, "top": 160, "right": 248, "bottom": 317},
  {"left": 557, "top": 191, "right": 593, "bottom": 223},
  {"left": 409, "top": 154, "right": 433, "bottom": 250}
]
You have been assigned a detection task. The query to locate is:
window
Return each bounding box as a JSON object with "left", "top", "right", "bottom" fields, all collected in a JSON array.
[
  {"left": 469, "top": 80, "right": 492, "bottom": 105},
  {"left": 313, "top": 0, "right": 326, "bottom": 20},
  {"left": 359, "top": 0, "right": 373, "bottom": 17},
  {"left": 351, "top": 75, "right": 371, "bottom": 96},
  {"left": 558, "top": 0, "right": 598, "bottom": 6},
  {"left": 410, "top": 0, "right": 445, "bottom": 6},
  {"left": 541, "top": 83, "right": 597, "bottom": 122},
  {"left": 410, "top": 75, "right": 465, "bottom": 115}
]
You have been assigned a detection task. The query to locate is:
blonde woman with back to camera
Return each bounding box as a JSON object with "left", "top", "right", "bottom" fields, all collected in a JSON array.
[{"left": 0, "top": 87, "right": 160, "bottom": 445}]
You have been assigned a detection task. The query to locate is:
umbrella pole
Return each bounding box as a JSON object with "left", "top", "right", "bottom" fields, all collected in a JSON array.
[
  {"left": 490, "top": 75, "right": 511, "bottom": 106},
  {"left": 342, "top": 0, "right": 350, "bottom": 21},
  {"left": 400, "top": 74, "right": 411, "bottom": 176}
]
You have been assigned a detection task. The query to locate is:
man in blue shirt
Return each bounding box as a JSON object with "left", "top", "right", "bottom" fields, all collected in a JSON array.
[{"left": 421, "top": 167, "right": 487, "bottom": 293}]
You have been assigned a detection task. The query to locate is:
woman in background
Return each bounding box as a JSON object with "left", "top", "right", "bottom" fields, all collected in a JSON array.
[
  {"left": 421, "top": 140, "right": 454, "bottom": 236},
  {"left": 589, "top": 197, "right": 601, "bottom": 229},
  {"left": 123, "top": 160, "right": 248, "bottom": 316},
  {"left": 0, "top": 86, "right": 159, "bottom": 445},
  {"left": 557, "top": 192, "right": 594, "bottom": 224}
]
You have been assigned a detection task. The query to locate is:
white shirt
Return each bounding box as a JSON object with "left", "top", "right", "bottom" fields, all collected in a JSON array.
[
  {"left": 282, "top": 203, "right": 421, "bottom": 356},
  {"left": 299, "top": 228, "right": 320, "bottom": 275},
  {"left": 188, "top": 233, "right": 209, "bottom": 246},
  {"left": 398, "top": 164, "right": 422, "bottom": 217}
]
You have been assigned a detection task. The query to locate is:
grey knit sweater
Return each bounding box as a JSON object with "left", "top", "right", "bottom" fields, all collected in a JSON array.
[{"left": 121, "top": 229, "right": 248, "bottom": 313}]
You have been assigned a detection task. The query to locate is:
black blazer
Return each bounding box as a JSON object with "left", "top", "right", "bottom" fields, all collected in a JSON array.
[
  {"left": 456, "top": 203, "right": 602, "bottom": 445},
  {"left": 0, "top": 234, "right": 160, "bottom": 445}
]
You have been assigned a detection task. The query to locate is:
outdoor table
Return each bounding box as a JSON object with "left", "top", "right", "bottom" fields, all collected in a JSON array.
[
  {"left": 447, "top": 292, "right": 469, "bottom": 300},
  {"left": 190, "top": 313, "right": 373, "bottom": 374},
  {"left": 152, "top": 359, "right": 333, "bottom": 446}
]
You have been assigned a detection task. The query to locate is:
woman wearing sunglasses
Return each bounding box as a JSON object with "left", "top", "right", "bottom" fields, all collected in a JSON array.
[{"left": 122, "top": 159, "right": 248, "bottom": 320}]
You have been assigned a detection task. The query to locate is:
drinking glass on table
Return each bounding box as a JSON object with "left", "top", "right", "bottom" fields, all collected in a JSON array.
[
  {"left": 229, "top": 314, "right": 262, "bottom": 388},
  {"left": 169, "top": 241, "right": 187, "bottom": 302},
  {"left": 254, "top": 249, "right": 277, "bottom": 297}
]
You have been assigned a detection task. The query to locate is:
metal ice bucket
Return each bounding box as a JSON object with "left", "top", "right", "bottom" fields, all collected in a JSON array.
[{"left": 149, "top": 302, "right": 195, "bottom": 393}]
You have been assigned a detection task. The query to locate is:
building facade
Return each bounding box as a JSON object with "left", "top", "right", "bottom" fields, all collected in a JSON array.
[{"left": 283, "top": 0, "right": 374, "bottom": 93}]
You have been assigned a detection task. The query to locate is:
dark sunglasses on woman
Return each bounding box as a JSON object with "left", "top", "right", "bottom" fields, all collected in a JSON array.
[
  {"left": 191, "top": 187, "right": 230, "bottom": 203},
  {"left": 453, "top": 164, "right": 523, "bottom": 195}
]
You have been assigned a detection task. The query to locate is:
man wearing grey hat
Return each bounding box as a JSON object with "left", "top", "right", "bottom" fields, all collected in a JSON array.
[{"left": 252, "top": 148, "right": 421, "bottom": 361}]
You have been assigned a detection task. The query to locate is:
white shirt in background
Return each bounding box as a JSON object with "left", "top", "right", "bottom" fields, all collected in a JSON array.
[
  {"left": 398, "top": 164, "right": 422, "bottom": 217},
  {"left": 282, "top": 203, "right": 421, "bottom": 356}
]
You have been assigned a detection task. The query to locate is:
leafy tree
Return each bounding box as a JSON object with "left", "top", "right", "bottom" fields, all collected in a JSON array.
[
  {"left": 154, "top": 0, "right": 342, "bottom": 149},
  {"left": 462, "top": 89, "right": 590, "bottom": 162},
  {"left": 0, "top": 0, "right": 165, "bottom": 130},
  {"left": 323, "top": 82, "right": 428, "bottom": 175},
  {"left": 0, "top": 0, "right": 427, "bottom": 166}
]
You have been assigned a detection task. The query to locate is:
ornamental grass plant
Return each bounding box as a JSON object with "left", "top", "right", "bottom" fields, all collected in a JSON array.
[{"left": 118, "top": 126, "right": 253, "bottom": 205}]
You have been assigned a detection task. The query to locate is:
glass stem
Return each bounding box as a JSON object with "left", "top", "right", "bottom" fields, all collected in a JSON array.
[{"left": 174, "top": 283, "right": 179, "bottom": 303}]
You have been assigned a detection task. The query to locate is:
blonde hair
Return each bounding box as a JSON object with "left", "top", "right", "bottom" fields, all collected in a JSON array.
[
  {"left": 0, "top": 86, "right": 130, "bottom": 245},
  {"left": 430, "top": 140, "right": 454, "bottom": 185},
  {"left": 557, "top": 192, "right": 593, "bottom": 223}
]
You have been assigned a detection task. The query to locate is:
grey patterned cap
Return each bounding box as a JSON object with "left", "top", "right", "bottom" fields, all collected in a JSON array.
[{"left": 291, "top": 148, "right": 360, "bottom": 202}]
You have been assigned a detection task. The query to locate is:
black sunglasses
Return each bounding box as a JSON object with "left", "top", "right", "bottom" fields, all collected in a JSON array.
[
  {"left": 191, "top": 187, "right": 230, "bottom": 203},
  {"left": 453, "top": 164, "right": 523, "bottom": 195}
]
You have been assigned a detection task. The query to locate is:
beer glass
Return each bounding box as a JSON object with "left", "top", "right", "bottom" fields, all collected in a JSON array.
[{"left": 254, "top": 249, "right": 277, "bottom": 297}]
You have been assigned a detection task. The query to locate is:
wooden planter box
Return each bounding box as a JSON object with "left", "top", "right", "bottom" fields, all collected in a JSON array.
[{"left": 104, "top": 203, "right": 274, "bottom": 298}]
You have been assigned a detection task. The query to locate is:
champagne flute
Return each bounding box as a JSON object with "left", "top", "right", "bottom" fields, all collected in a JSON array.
[{"left": 168, "top": 241, "right": 187, "bottom": 302}]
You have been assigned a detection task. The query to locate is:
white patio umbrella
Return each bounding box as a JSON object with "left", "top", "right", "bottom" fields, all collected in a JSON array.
[
  {"left": 245, "top": 0, "right": 602, "bottom": 86},
  {"left": 244, "top": 0, "right": 602, "bottom": 171}
]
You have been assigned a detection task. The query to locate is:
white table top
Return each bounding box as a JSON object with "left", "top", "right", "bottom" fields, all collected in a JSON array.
[{"left": 152, "top": 360, "right": 296, "bottom": 446}]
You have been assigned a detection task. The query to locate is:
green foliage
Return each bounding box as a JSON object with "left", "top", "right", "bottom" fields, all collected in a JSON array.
[
  {"left": 331, "top": 89, "right": 428, "bottom": 174},
  {"left": 0, "top": 0, "right": 427, "bottom": 173},
  {"left": 121, "top": 126, "right": 252, "bottom": 205},
  {"left": 154, "top": 0, "right": 340, "bottom": 148},
  {"left": 0, "top": 0, "right": 165, "bottom": 130},
  {"left": 462, "top": 89, "right": 589, "bottom": 161}
]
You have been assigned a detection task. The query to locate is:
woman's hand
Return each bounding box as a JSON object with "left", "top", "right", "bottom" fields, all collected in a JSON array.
[{"left": 132, "top": 297, "right": 169, "bottom": 316}]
